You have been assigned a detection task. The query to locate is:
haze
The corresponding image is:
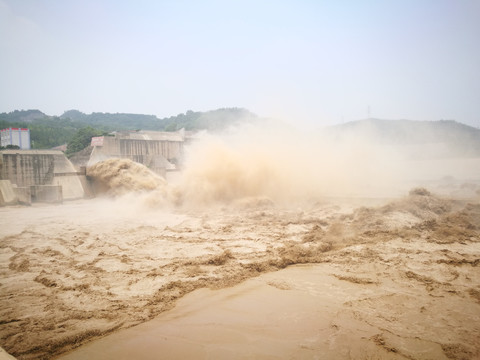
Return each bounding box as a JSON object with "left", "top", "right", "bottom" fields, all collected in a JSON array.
[{"left": 0, "top": 0, "right": 479, "bottom": 128}]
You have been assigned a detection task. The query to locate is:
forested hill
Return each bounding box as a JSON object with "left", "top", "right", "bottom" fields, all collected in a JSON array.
[
  {"left": 0, "top": 109, "right": 46, "bottom": 123},
  {"left": 60, "top": 108, "right": 257, "bottom": 132},
  {"left": 2, "top": 109, "right": 478, "bottom": 156},
  {"left": 0, "top": 108, "right": 258, "bottom": 149},
  {"left": 60, "top": 110, "right": 159, "bottom": 130}
]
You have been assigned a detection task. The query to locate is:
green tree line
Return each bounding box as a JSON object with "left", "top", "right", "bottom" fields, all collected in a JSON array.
[{"left": 0, "top": 108, "right": 258, "bottom": 152}]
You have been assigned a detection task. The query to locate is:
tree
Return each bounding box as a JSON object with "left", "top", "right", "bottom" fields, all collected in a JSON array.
[
  {"left": 0, "top": 145, "right": 20, "bottom": 150},
  {"left": 66, "top": 126, "right": 104, "bottom": 156},
  {"left": 165, "top": 123, "right": 178, "bottom": 132}
]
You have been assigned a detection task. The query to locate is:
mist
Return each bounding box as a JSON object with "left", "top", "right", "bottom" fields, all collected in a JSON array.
[
  {"left": 87, "top": 120, "right": 480, "bottom": 209},
  {"left": 178, "top": 124, "right": 397, "bottom": 203}
]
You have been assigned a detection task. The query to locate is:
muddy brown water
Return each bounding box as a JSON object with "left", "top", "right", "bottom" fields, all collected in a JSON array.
[
  {"left": 57, "top": 263, "right": 466, "bottom": 360},
  {"left": 1, "top": 180, "right": 479, "bottom": 359}
]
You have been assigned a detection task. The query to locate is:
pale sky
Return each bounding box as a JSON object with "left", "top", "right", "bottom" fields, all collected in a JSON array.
[{"left": 0, "top": 0, "right": 479, "bottom": 127}]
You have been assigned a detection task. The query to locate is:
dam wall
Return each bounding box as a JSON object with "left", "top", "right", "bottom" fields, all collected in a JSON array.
[
  {"left": 99, "top": 138, "right": 183, "bottom": 162},
  {"left": 88, "top": 130, "right": 185, "bottom": 176},
  {"left": 0, "top": 152, "right": 55, "bottom": 187},
  {"left": 0, "top": 150, "right": 86, "bottom": 204},
  {"left": 0, "top": 180, "right": 17, "bottom": 205}
]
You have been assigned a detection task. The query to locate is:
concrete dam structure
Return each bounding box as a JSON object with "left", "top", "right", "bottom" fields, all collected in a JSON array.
[
  {"left": 88, "top": 129, "right": 185, "bottom": 176},
  {"left": 0, "top": 150, "right": 86, "bottom": 205},
  {"left": 0, "top": 130, "right": 187, "bottom": 206}
]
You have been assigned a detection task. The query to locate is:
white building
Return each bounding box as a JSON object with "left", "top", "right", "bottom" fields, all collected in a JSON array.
[{"left": 1, "top": 128, "right": 31, "bottom": 150}]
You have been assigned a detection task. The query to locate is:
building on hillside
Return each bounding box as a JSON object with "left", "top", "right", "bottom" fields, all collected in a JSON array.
[{"left": 1, "top": 128, "right": 31, "bottom": 149}]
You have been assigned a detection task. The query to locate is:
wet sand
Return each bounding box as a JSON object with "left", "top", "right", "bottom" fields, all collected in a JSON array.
[{"left": 1, "top": 188, "right": 480, "bottom": 359}]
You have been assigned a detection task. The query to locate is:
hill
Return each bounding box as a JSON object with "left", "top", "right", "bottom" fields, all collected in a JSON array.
[
  {"left": 0, "top": 109, "right": 47, "bottom": 123},
  {"left": 60, "top": 110, "right": 160, "bottom": 131},
  {"left": 0, "top": 108, "right": 258, "bottom": 149},
  {"left": 0, "top": 110, "right": 79, "bottom": 149},
  {"left": 325, "top": 118, "right": 480, "bottom": 157},
  {"left": 2, "top": 110, "right": 478, "bottom": 157},
  {"left": 60, "top": 108, "right": 258, "bottom": 132}
]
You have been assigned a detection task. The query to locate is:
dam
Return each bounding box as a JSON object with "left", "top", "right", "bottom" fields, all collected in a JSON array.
[
  {"left": 0, "top": 129, "right": 187, "bottom": 206},
  {"left": 0, "top": 150, "right": 87, "bottom": 205},
  {"left": 87, "top": 129, "right": 185, "bottom": 177}
]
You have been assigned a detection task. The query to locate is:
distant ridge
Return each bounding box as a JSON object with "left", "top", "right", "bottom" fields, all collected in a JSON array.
[
  {"left": 1, "top": 109, "right": 478, "bottom": 156},
  {"left": 326, "top": 118, "right": 480, "bottom": 156},
  {"left": 59, "top": 108, "right": 258, "bottom": 131},
  {"left": 0, "top": 108, "right": 259, "bottom": 149},
  {"left": 0, "top": 109, "right": 46, "bottom": 123},
  {"left": 0, "top": 108, "right": 258, "bottom": 132}
]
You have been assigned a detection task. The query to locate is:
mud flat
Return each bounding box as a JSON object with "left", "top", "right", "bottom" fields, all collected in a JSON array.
[{"left": 1, "top": 188, "right": 479, "bottom": 359}]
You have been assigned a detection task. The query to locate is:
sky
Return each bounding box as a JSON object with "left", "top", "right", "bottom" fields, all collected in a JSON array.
[{"left": 0, "top": 0, "right": 479, "bottom": 128}]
